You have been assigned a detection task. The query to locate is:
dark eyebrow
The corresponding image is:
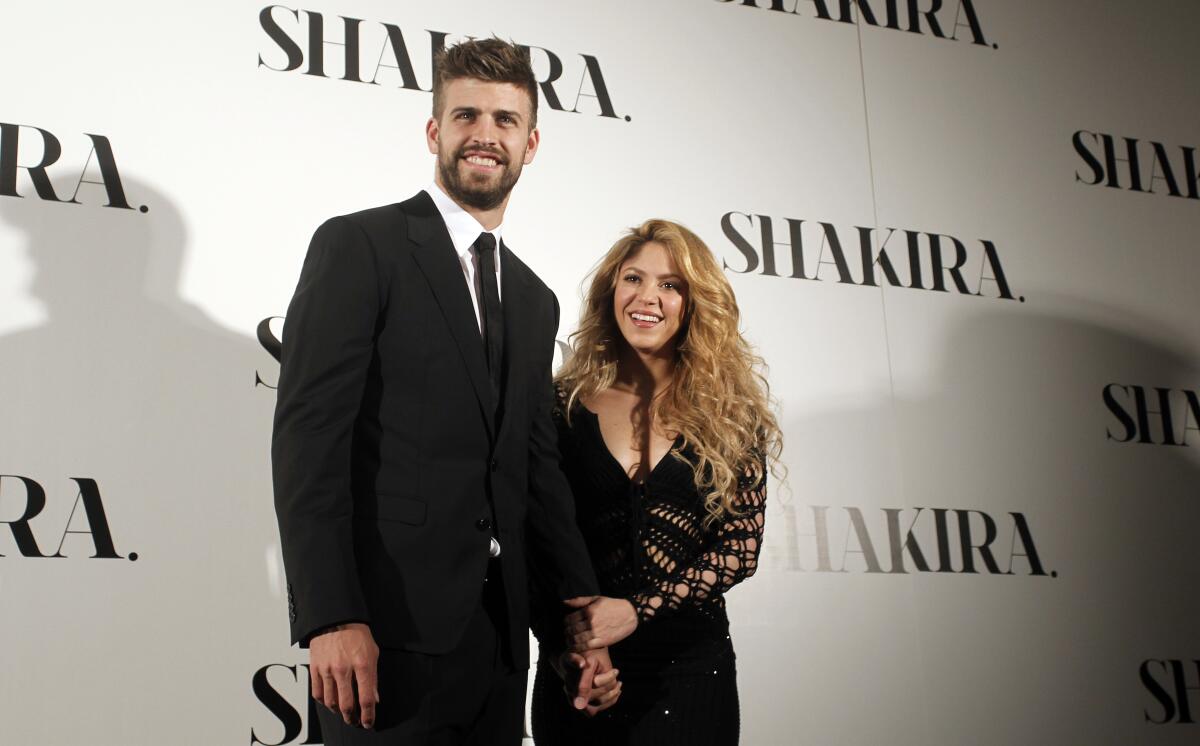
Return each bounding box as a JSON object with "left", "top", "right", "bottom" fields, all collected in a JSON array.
[
  {"left": 623, "top": 265, "right": 683, "bottom": 283},
  {"left": 449, "top": 106, "right": 523, "bottom": 124}
]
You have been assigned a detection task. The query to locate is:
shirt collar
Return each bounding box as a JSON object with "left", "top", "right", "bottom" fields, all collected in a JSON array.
[{"left": 426, "top": 181, "right": 503, "bottom": 260}]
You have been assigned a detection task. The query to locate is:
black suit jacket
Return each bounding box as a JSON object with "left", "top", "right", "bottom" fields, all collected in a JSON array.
[{"left": 271, "top": 191, "right": 598, "bottom": 664}]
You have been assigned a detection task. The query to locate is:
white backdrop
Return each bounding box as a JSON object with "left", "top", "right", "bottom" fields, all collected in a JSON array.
[{"left": 2, "top": 1, "right": 1199, "bottom": 744}]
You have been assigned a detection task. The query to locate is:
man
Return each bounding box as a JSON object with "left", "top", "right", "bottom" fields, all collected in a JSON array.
[{"left": 272, "top": 38, "right": 616, "bottom": 744}]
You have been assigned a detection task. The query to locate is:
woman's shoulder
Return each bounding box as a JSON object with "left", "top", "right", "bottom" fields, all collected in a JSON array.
[{"left": 551, "top": 381, "right": 581, "bottom": 424}]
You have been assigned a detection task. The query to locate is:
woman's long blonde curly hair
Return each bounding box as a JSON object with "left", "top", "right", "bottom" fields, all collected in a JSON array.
[{"left": 556, "top": 219, "right": 783, "bottom": 526}]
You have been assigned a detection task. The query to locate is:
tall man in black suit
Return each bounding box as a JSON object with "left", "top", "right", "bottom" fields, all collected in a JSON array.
[{"left": 272, "top": 39, "right": 616, "bottom": 744}]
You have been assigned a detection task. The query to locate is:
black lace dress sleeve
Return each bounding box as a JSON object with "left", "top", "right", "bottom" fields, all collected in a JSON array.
[{"left": 627, "top": 465, "right": 766, "bottom": 624}]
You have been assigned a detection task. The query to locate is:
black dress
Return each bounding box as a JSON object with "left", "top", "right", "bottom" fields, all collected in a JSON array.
[{"left": 530, "top": 395, "right": 767, "bottom": 746}]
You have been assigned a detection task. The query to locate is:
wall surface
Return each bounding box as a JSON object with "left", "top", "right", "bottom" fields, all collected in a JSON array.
[{"left": 2, "top": 2, "right": 1198, "bottom": 744}]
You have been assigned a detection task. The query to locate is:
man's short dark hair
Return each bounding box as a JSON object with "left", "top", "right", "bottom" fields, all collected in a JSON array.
[{"left": 432, "top": 38, "right": 539, "bottom": 128}]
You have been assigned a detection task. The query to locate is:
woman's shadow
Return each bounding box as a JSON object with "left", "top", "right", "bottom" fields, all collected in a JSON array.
[{"left": 748, "top": 302, "right": 1200, "bottom": 745}]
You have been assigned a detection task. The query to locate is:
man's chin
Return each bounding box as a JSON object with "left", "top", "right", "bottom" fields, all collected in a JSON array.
[
  {"left": 460, "top": 170, "right": 501, "bottom": 188},
  {"left": 450, "top": 185, "right": 506, "bottom": 211},
  {"left": 440, "top": 162, "right": 519, "bottom": 210},
  {"left": 455, "top": 178, "right": 517, "bottom": 209}
]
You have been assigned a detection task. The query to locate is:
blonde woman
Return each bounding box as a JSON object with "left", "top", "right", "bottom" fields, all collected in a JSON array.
[{"left": 531, "top": 220, "right": 782, "bottom": 745}]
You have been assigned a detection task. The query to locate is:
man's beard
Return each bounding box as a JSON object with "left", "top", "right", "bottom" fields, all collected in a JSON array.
[{"left": 438, "top": 145, "right": 523, "bottom": 211}]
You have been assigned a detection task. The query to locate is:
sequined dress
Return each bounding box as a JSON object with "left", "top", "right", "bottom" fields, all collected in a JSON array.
[{"left": 530, "top": 395, "right": 767, "bottom": 746}]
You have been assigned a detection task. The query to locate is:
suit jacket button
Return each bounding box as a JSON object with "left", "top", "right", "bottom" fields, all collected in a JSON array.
[
  {"left": 490, "top": 459, "right": 499, "bottom": 472},
  {"left": 476, "top": 517, "right": 492, "bottom": 531}
]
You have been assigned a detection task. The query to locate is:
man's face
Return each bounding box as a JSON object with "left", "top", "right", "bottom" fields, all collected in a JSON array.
[{"left": 426, "top": 78, "right": 539, "bottom": 211}]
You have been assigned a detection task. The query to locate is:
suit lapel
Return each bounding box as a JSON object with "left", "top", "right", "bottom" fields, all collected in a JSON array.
[{"left": 403, "top": 192, "right": 496, "bottom": 438}]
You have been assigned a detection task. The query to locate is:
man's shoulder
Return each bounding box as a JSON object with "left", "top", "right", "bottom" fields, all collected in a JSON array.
[
  {"left": 318, "top": 192, "right": 434, "bottom": 236},
  {"left": 339, "top": 202, "right": 403, "bottom": 226},
  {"left": 326, "top": 195, "right": 422, "bottom": 235},
  {"left": 502, "top": 244, "right": 553, "bottom": 298}
]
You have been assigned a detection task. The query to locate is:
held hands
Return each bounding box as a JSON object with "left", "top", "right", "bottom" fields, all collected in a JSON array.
[
  {"left": 554, "top": 647, "right": 622, "bottom": 716},
  {"left": 309, "top": 622, "right": 380, "bottom": 729},
  {"left": 564, "top": 596, "right": 638, "bottom": 652}
]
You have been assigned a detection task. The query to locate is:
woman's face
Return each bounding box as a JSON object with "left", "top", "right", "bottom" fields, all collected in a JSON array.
[{"left": 612, "top": 241, "right": 687, "bottom": 358}]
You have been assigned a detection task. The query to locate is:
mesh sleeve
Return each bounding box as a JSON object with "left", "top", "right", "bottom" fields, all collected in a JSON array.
[{"left": 628, "top": 464, "right": 766, "bottom": 624}]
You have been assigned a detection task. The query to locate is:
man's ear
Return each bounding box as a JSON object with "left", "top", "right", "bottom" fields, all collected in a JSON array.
[
  {"left": 523, "top": 126, "right": 541, "bottom": 165},
  {"left": 426, "top": 117, "right": 440, "bottom": 155}
]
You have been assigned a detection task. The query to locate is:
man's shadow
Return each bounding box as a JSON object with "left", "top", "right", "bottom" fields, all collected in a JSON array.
[{"left": 0, "top": 179, "right": 293, "bottom": 741}]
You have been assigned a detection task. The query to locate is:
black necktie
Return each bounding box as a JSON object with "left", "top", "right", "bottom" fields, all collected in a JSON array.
[{"left": 474, "top": 232, "right": 504, "bottom": 401}]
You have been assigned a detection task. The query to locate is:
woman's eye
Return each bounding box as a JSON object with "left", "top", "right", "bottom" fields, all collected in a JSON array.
[{"left": 624, "top": 274, "right": 640, "bottom": 283}]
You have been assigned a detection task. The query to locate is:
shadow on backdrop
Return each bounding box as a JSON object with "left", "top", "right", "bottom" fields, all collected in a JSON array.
[
  {"left": 754, "top": 302, "right": 1199, "bottom": 745},
  {"left": 0, "top": 178, "right": 288, "bottom": 741}
]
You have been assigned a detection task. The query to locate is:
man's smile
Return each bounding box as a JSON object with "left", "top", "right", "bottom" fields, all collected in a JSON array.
[{"left": 462, "top": 150, "right": 505, "bottom": 172}]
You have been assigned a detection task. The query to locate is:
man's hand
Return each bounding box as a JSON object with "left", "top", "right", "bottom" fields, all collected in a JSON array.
[
  {"left": 556, "top": 647, "right": 621, "bottom": 716},
  {"left": 309, "top": 622, "right": 380, "bottom": 729},
  {"left": 564, "top": 596, "right": 638, "bottom": 652}
]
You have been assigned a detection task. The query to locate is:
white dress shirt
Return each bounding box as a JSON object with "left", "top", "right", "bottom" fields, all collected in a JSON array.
[
  {"left": 426, "top": 181, "right": 503, "bottom": 558},
  {"left": 426, "top": 181, "right": 502, "bottom": 335}
]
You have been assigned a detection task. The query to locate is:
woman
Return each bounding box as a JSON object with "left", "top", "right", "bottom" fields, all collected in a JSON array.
[{"left": 531, "top": 219, "right": 782, "bottom": 745}]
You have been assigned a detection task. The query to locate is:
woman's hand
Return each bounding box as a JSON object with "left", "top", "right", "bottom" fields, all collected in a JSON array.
[
  {"left": 564, "top": 596, "right": 638, "bottom": 651},
  {"left": 554, "top": 648, "right": 622, "bottom": 716}
]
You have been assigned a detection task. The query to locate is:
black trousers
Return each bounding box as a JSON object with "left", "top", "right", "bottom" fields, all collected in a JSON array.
[{"left": 316, "top": 561, "right": 526, "bottom": 746}]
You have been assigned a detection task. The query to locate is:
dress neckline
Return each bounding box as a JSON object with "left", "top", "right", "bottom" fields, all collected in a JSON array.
[{"left": 576, "top": 403, "right": 682, "bottom": 485}]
